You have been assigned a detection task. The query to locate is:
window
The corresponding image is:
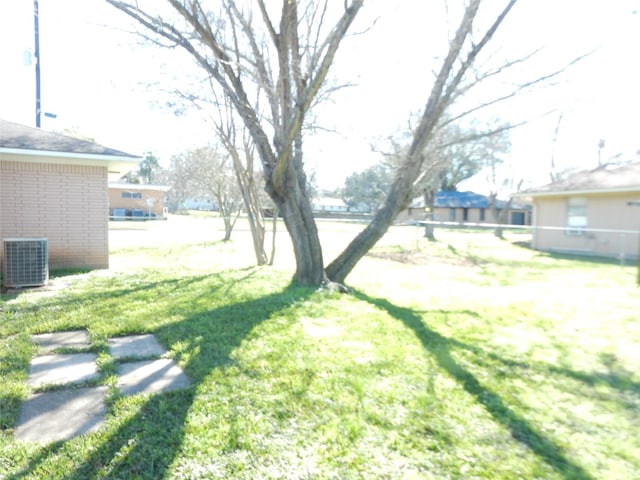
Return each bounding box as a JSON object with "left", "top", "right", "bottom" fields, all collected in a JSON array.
[
  {"left": 463, "top": 208, "right": 469, "bottom": 222},
  {"left": 511, "top": 212, "right": 525, "bottom": 226},
  {"left": 449, "top": 208, "right": 456, "bottom": 221},
  {"left": 479, "top": 208, "right": 486, "bottom": 221},
  {"left": 121, "top": 192, "right": 143, "bottom": 199},
  {"left": 566, "top": 197, "right": 587, "bottom": 235}
]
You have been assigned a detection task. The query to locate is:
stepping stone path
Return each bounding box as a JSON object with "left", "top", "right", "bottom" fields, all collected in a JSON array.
[
  {"left": 108, "top": 334, "right": 190, "bottom": 396},
  {"left": 28, "top": 353, "right": 99, "bottom": 387},
  {"left": 15, "top": 330, "right": 190, "bottom": 444}
]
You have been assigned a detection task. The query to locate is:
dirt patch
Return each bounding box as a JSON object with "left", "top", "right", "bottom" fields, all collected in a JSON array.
[{"left": 367, "top": 249, "right": 482, "bottom": 267}]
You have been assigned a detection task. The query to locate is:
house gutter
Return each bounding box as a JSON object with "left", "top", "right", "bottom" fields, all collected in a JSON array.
[
  {"left": 109, "top": 183, "right": 171, "bottom": 192},
  {"left": 517, "top": 186, "right": 640, "bottom": 197},
  {"left": 0, "top": 147, "right": 140, "bottom": 177},
  {"left": 0, "top": 147, "right": 140, "bottom": 163}
]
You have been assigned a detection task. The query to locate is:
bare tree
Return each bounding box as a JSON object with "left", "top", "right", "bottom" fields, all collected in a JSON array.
[
  {"left": 165, "top": 152, "right": 193, "bottom": 213},
  {"left": 214, "top": 97, "right": 271, "bottom": 264},
  {"left": 326, "top": 0, "right": 524, "bottom": 283},
  {"left": 107, "top": 0, "right": 579, "bottom": 287},
  {"left": 173, "top": 78, "right": 273, "bottom": 264},
  {"left": 549, "top": 113, "right": 563, "bottom": 183},
  {"left": 378, "top": 118, "right": 511, "bottom": 240},
  {"left": 106, "top": 0, "right": 364, "bottom": 285},
  {"left": 482, "top": 153, "right": 525, "bottom": 239},
  {"left": 186, "top": 146, "right": 244, "bottom": 241}
]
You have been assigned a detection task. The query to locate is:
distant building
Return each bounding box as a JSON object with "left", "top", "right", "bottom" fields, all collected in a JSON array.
[
  {"left": 183, "top": 197, "right": 218, "bottom": 211},
  {"left": 108, "top": 182, "right": 171, "bottom": 220},
  {"left": 312, "top": 197, "right": 348, "bottom": 212},
  {"left": 400, "top": 191, "right": 531, "bottom": 225}
]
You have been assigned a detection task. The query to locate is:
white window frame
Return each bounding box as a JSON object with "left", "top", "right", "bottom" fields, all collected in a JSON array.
[
  {"left": 122, "top": 191, "right": 143, "bottom": 199},
  {"left": 566, "top": 197, "right": 587, "bottom": 236}
]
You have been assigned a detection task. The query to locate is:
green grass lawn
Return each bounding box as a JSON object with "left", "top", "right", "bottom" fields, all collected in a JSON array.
[{"left": 1, "top": 220, "right": 638, "bottom": 479}]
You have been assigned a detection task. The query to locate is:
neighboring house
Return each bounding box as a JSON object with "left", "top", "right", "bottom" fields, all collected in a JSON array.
[
  {"left": 184, "top": 197, "right": 218, "bottom": 211},
  {"left": 312, "top": 197, "right": 348, "bottom": 213},
  {"left": 109, "top": 182, "right": 171, "bottom": 219},
  {"left": 520, "top": 162, "right": 640, "bottom": 259},
  {"left": 401, "top": 191, "right": 531, "bottom": 225},
  {"left": 0, "top": 119, "right": 139, "bottom": 272}
]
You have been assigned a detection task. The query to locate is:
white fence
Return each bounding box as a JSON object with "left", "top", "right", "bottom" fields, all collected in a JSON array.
[{"left": 414, "top": 221, "right": 640, "bottom": 266}]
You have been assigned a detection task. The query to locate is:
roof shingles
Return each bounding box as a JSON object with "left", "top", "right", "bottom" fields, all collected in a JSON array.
[
  {"left": 0, "top": 119, "right": 137, "bottom": 158},
  {"left": 524, "top": 162, "right": 640, "bottom": 195}
]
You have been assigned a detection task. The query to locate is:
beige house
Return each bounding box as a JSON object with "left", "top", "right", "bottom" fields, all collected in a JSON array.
[
  {"left": 521, "top": 162, "right": 640, "bottom": 259},
  {"left": 0, "top": 119, "right": 139, "bottom": 272},
  {"left": 312, "top": 196, "right": 348, "bottom": 213},
  {"left": 109, "top": 183, "right": 171, "bottom": 219}
]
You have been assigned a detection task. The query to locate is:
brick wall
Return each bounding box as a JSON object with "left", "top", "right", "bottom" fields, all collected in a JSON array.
[{"left": 0, "top": 160, "right": 109, "bottom": 270}]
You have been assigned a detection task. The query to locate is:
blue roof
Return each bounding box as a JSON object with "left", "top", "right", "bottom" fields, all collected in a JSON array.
[
  {"left": 410, "top": 191, "right": 530, "bottom": 210},
  {"left": 434, "top": 191, "right": 490, "bottom": 208}
]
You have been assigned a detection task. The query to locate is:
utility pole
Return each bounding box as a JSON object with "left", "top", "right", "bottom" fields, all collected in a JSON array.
[
  {"left": 597, "top": 139, "right": 605, "bottom": 166},
  {"left": 34, "top": 0, "right": 41, "bottom": 128}
]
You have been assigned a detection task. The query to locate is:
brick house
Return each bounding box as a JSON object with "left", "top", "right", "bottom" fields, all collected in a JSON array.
[
  {"left": 0, "top": 119, "right": 139, "bottom": 271},
  {"left": 108, "top": 182, "right": 171, "bottom": 219}
]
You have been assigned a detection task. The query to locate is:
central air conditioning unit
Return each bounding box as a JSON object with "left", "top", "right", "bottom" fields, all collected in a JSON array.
[{"left": 2, "top": 238, "right": 49, "bottom": 288}]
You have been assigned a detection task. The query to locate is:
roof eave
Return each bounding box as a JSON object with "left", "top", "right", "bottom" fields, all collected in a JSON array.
[
  {"left": 0, "top": 147, "right": 140, "bottom": 177},
  {"left": 108, "top": 182, "right": 172, "bottom": 192},
  {"left": 518, "top": 186, "right": 640, "bottom": 197}
]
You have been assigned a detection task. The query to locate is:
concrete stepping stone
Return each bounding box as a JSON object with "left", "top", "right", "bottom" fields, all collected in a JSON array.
[
  {"left": 117, "top": 359, "right": 190, "bottom": 396},
  {"left": 108, "top": 334, "right": 166, "bottom": 359},
  {"left": 15, "top": 387, "right": 107, "bottom": 444},
  {"left": 15, "top": 332, "right": 189, "bottom": 443},
  {"left": 32, "top": 330, "right": 91, "bottom": 353},
  {"left": 27, "top": 353, "right": 99, "bottom": 388}
]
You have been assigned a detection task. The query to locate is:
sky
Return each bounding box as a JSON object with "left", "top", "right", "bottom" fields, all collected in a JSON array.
[{"left": 1, "top": 0, "right": 639, "bottom": 193}]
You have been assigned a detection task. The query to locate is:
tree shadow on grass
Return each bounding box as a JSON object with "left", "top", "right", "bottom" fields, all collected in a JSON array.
[
  {"left": 353, "top": 289, "right": 595, "bottom": 480},
  {"left": 0, "top": 274, "right": 221, "bottom": 433},
  {"left": 7, "top": 279, "right": 314, "bottom": 480},
  {"left": 438, "top": 327, "right": 640, "bottom": 414}
]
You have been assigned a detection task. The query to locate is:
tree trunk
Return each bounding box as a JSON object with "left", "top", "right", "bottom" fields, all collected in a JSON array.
[
  {"left": 493, "top": 198, "right": 512, "bottom": 239},
  {"left": 423, "top": 189, "right": 436, "bottom": 241},
  {"left": 424, "top": 222, "right": 436, "bottom": 241},
  {"left": 235, "top": 163, "right": 268, "bottom": 265},
  {"left": 222, "top": 215, "right": 233, "bottom": 241},
  {"left": 273, "top": 131, "right": 326, "bottom": 284},
  {"left": 268, "top": 207, "right": 278, "bottom": 266},
  {"left": 276, "top": 190, "right": 326, "bottom": 285},
  {"left": 246, "top": 209, "right": 268, "bottom": 264},
  {"left": 326, "top": 181, "right": 412, "bottom": 284}
]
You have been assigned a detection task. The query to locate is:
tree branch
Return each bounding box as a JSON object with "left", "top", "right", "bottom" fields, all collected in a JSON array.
[{"left": 271, "top": 0, "right": 364, "bottom": 192}]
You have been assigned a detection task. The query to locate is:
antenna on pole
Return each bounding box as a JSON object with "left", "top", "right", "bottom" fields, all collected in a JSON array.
[
  {"left": 34, "top": 0, "right": 41, "bottom": 128},
  {"left": 598, "top": 138, "right": 605, "bottom": 166}
]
